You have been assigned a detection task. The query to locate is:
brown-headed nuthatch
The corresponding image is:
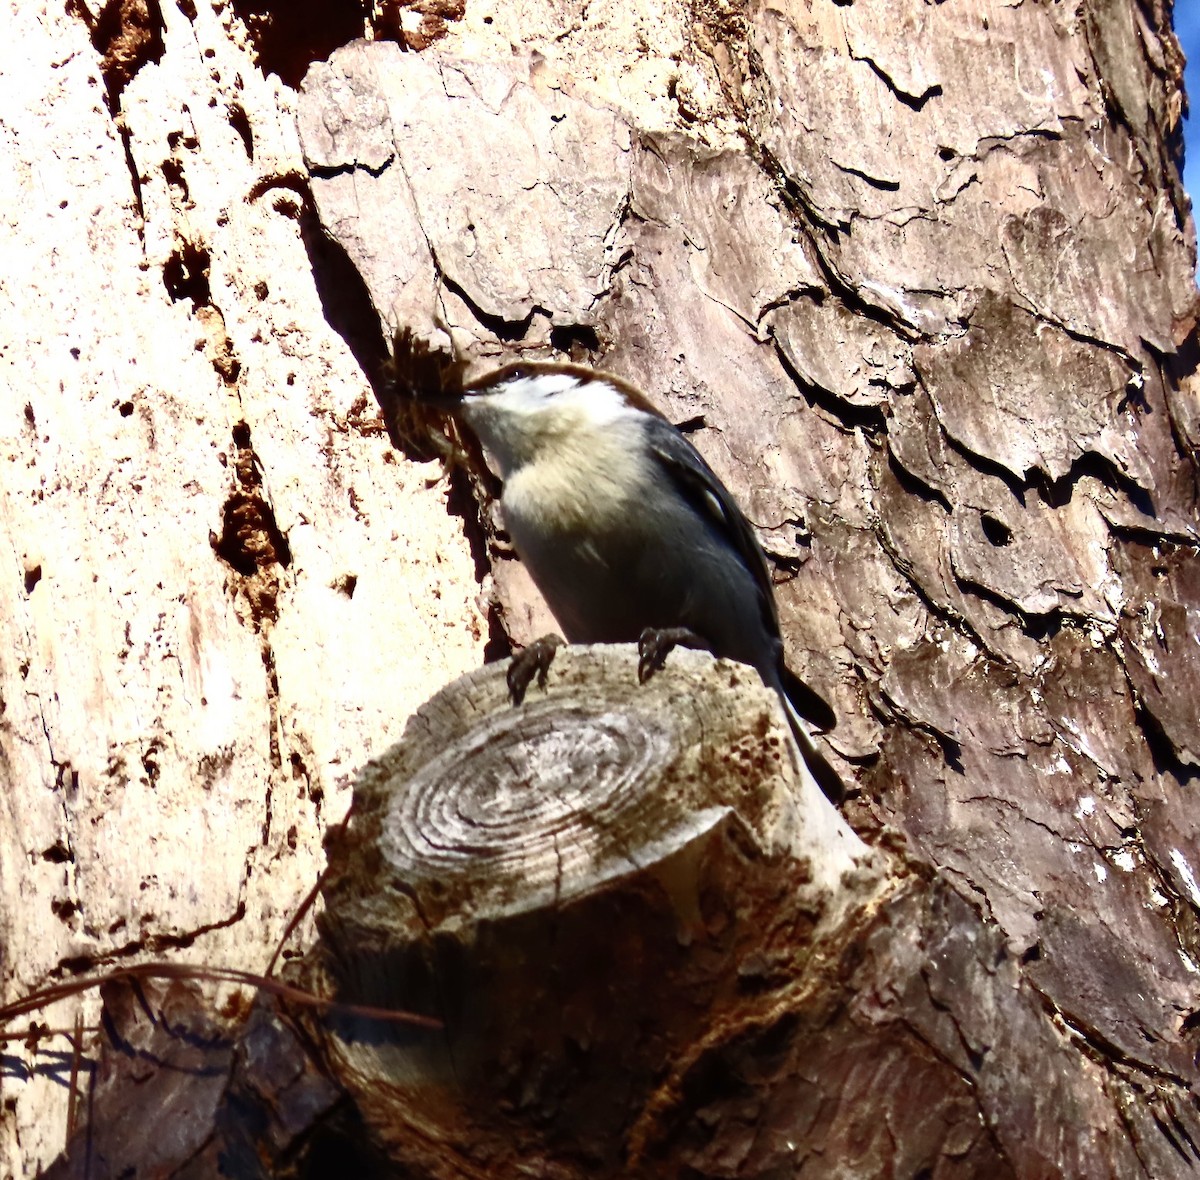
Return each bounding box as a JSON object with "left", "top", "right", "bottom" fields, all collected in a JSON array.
[{"left": 441, "top": 361, "right": 845, "bottom": 804}]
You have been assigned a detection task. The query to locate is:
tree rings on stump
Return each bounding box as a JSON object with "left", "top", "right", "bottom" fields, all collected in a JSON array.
[{"left": 300, "top": 645, "right": 872, "bottom": 1177}]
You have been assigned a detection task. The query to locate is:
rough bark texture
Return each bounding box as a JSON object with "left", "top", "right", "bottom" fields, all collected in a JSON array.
[
  {"left": 0, "top": 5, "right": 488, "bottom": 1172},
  {"left": 2, "top": 0, "right": 1198, "bottom": 1176}
]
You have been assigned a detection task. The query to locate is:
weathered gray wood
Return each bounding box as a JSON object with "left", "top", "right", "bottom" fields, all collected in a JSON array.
[{"left": 0, "top": 9, "right": 488, "bottom": 1171}]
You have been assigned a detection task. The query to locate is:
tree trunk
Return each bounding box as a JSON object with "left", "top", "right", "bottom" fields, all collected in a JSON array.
[{"left": 2, "top": 0, "right": 1197, "bottom": 1177}]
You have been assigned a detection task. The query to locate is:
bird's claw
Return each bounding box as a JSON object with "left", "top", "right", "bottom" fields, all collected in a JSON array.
[
  {"left": 637, "top": 626, "right": 706, "bottom": 684},
  {"left": 507, "top": 634, "right": 565, "bottom": 704}
]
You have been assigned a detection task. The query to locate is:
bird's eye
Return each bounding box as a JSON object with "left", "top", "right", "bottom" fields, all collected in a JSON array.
[{"left": 507, "top": 366, "right": 529, "bottom": 381}]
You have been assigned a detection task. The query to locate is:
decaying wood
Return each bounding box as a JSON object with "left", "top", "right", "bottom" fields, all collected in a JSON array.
[
  {"left": 3, "top": 0, "right": 1198, "bottom": 1174},
  {"left": 291, "top": 647, "right": 1199, "bottom": 1178}
]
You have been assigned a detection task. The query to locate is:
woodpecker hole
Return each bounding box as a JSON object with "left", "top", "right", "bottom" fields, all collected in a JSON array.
[{"left": 163, "top": 241, "right": 212, "bottom": 307}]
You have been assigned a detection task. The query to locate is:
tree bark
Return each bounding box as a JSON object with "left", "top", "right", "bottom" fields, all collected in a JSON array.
[{"left": 2, "top": 0, "right": 1198, "bottom": 1176}]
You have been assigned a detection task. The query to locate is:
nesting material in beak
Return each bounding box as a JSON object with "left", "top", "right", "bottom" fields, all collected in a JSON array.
[{"left": 380, "top": 328, "right": 472, "bottom": 464}]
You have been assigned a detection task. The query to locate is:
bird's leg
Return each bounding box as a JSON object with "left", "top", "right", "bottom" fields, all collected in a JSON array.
[
  {"left": 507, "top": 634, "right": 566, "bottom": 704},
  {"left": 637, "top": 626, "right": 709, "bottom": 684}
]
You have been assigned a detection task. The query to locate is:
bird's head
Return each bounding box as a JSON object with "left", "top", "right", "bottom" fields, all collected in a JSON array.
[
  {"left": 383, "top": 329, "right": 665, "bottom": 479},
  {"left": 454, "top": 362, "right": 663, "bottom": 477}
]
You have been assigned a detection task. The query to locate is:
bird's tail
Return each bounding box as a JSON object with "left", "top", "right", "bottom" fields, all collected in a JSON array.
[
  {"left": 774, "top": 665, "right": 845, "bottom": 805},
  {"left": 779, "top": 664, "right": 837, "bottom": 731},
  {"left": 782, "top": 698, "right": 846, "bottom": 805}
]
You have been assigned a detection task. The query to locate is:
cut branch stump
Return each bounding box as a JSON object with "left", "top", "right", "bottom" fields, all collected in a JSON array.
[{"left": 299, "top": 645, "right": 877, "bottom": 1177}]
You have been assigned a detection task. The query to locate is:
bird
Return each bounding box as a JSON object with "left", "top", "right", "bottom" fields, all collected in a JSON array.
[{"left": 436, "top": 359, "right": 845, "bottom": 805}]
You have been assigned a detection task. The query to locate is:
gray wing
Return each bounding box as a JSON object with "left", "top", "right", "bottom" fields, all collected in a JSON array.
[
  {"left": 641, "top": 415, "right": 780, "bottom": 625},
  {"left": 642, "top": 417, "right": 836, "bottom": 732}
]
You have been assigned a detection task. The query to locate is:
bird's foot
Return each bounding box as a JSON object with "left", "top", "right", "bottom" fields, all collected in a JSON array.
[
  {"left": 637, "top": 626, "right": 707, "bottom": 684},
  {"left": 507, "top": 634, "right": 565, "bottom": 704}
]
